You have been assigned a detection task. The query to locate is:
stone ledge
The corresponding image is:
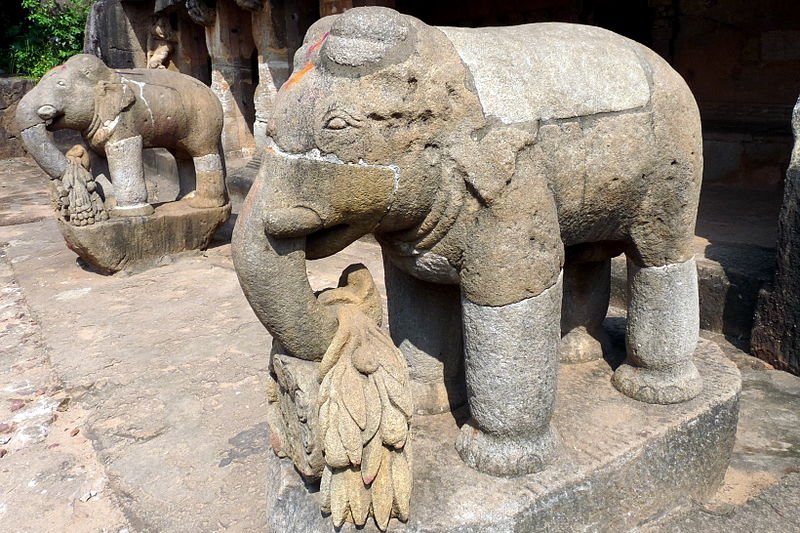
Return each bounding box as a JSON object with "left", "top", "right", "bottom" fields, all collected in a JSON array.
[
  {"left": 58, "top": 200, "right": 230, "bottom": 273},
  {"left": 265, "top": 337, "right": 741, "bottom": 532}
]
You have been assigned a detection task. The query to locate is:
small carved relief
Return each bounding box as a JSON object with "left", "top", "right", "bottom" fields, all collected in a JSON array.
[
  {"left": 266, "top": 265, "right": 413, "bottom": 531},
  {"left": 56, "top": 145, "right": 108, "bottom": 226}
]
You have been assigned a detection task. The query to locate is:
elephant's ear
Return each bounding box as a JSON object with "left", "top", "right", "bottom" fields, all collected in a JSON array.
[
  {"left": 94, "top": 80, "right": 136, "bottom": 126},
  {"left": 454, "top": 125, "right": 537, "bottom": 206}
]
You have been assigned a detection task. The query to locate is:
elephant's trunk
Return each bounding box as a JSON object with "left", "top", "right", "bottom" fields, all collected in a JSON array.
[
  {"left": 15, "top": 90, "right": 67, "bottom": 178},
  {"left": 232, "top": 172, "right": 339, "bottom": 360}
]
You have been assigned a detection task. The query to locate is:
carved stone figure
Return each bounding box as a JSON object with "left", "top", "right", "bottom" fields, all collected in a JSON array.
[
  {"left": 266, "top": 265, "right": 412, "bottom": 530},
  {"left": 16, "top": 54, "right": 230, "bottom": 273},
  {"left": 57, "top": 145, "right": 109, "bottom": 226},
  {"left": 147, "top": 15, "right": 177, "bottom": 69},
  {"left": 233, "top": 6, "right": 704, "bottom": 529},
  {"left": 16, "top": 54, "right": 227, "bottom": 216}
]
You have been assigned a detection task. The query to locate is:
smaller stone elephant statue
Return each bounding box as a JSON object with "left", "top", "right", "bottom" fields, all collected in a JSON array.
[{"left": 16, "top": 54, "right": 227, "bottom": 216}]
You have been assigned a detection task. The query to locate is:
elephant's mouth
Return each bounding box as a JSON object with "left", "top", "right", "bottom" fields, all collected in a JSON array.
[
  {"left": 36, "top": 105, "right": 63, "bottom": 128},
  {"left": 305, "top": 224, "right": 361, "bottom": 259}
]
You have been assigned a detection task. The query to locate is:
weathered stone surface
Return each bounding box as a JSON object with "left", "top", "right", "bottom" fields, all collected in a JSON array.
[
  {"left": 2, "top": 194, "right": 798, "bottom": 533},
  {"left": 457, "top": 274, "right": 563, "bottom": 476},
  {"left": 0, "top": 77, "right": 35, "bottom": 159},
  {"left": 752, "top": 96, "right": 800, "bottom": 374},
  {"left": 560, "top": 258, "right": 612, "bottom": 363},
  {"left": 645, "top": 472, "right": 800, "bottom": 533},
  {"left": 58, "top": 200, "right": 230, "bottom": 273},
  {"left": 264, "top": 337, "right": 740, "bottom": 532},
  {"left": 233, "top": 9, "right": 706, "bottom": 509},
  {"left": 440, "top": 23, "right": 650, "bottom": 124},
  {"left": 383, "top": 256, "right": 465, "bottom": 415},
  {"left": 614, "top": 258, "right": 702, "bottom": 404},
  {"left": 0, "top": 245, "right": 130, "bottom": 533},
  {"left": 610, "top": 237, "right": 777, "bottom": 349},
  {"left": 0, "top": 158, "right": 53, "bottom": 226}
]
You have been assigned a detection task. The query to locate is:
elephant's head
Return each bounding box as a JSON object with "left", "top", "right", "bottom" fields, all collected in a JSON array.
[
  {"left": 232, "top": 7, "right": 488, "bottom": 360},
  {"left": 15, "top": 54, "right": 129, "bottom": 178}
]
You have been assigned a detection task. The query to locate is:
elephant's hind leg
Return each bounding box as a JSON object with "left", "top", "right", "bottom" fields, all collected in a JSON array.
[
  {"left": 175, "top": 157, "right": 197, "bottom": 200},
  {"left": 559, "top": 258, "right": 612, "bottom": 363},
  {"left": 612, "top": 256, "right": 702, "bottom": 404},
  {"left": 188, "top": 151, "right": 227, "bottom": 208}
]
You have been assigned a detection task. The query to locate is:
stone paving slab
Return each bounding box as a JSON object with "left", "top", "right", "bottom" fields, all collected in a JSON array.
[
  {"left": 1, "top": 157, "right": 800, "bottom": 532},
  {"left": 0, "top": 246, "right": 129, "bottom": 533},
  {"left": 0, "top": 215, "right": 383, "bottom": 533},
  {"left": 0, "top": 158, "right": 52, "bottom": 226}
]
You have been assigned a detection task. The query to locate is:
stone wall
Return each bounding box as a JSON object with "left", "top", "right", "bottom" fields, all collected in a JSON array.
[
  {"left": 0, "top": 77, "right": 35, "bottom": 159},
  {"left": 751, "top": 98, "right": 800, "bottom": 375}
]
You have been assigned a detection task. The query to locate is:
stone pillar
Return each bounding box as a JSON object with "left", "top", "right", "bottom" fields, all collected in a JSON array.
[
  {"left": 752, "top": 97, "right": 800, "bottom": 375},
  {"left": 83, "top": 0, "right": 152, "bottom": 68},
  {"left": 251, "top": 4, "right": 281, "bottom": 147},
  {"left": 204, "top": 1, "right": 257, "bottom": 160}
]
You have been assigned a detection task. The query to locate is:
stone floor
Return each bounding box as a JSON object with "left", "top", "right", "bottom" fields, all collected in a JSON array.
[{"left": 0, "top": 157, "right": 798, "bottom": 532}]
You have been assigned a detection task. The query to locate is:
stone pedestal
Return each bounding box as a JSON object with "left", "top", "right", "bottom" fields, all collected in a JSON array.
[
  {"left": 264, "top": 338, "right": 740, "bottom": 532},
  {"left": 58, "top": 200, "right": 230, "bottom": 273}
]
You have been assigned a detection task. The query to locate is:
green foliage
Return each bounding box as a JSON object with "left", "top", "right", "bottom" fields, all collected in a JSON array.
[{"left": 3, "top": 0, "right": 94, "bottom": 79}]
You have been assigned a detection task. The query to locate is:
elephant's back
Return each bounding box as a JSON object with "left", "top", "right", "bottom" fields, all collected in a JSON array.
[
  {"left": 437, "top": 23, "right": 656, "bottom": 125},
  {"left": 116, "top": 68, "right": 221, "bottom": 118}
]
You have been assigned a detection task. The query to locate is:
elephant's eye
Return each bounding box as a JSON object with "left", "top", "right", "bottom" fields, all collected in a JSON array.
[
  {"left": 325, "top": 117, "right": 349, "bottom": 130},
  {"left": 57, "top": 80, "right": 66, "bottom": 87}
]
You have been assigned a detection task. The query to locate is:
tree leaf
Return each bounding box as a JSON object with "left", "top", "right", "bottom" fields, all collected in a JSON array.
[
  {"left": 338, "top": 404, "right": 363, "bottom": 466},
  {"left": 347, "top": 467, "right": 372, "bottom": 527},
  {"left": 330, "top": 467, "right": 350, "bottom": 528},
  {"left": 382, "top": 369, "right": 413, "bottom": 418},
  {"left": 324, "top": 402, "right": 350, "bottom": 469},
  {"left": 377, "top": 377, "right": 408, "bottom": 449},
  {"left": 319, "top": 466, "right": 332, "bottom": 513}
]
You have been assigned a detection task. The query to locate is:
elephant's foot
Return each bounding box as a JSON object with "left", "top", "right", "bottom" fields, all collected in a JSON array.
[
  {"left": 455, "top": 421, "right": 560, "bottom": 476},
  {"left": 612, "top": 360, "right": 702, "bottom": 404},
  {"left": 559, "top": 326, "right": 611, "bottom": 364},
  {"left": 111, "top": 202, "right": 155, "bottom": 217},
  {"left": 186, "top": 193, "right": 226, "bottom": 209}
]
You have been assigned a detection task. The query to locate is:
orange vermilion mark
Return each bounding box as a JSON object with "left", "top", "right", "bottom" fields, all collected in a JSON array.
[
  {"left": 305, "top": 31, "right": 330, "bottom": 59},
  {"left": 284, "top": 62, "right": 314, "bottom": 89},
  {"left": 282, "top": 32, "right": 329, "bottom": 90}
]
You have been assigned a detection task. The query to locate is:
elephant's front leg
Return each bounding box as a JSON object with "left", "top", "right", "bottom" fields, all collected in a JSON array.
[
  {"left": 456, "top": 274, "right": 563, "bottom": 476},
  {"left": 455, "top": 209, "right": 565, "bottom": 476},
  {"left": 187, "top": 151, "right": 227, "bottom": 209},
  {"left": 105, "top": 135, "right": 154, "bottom": 217}
]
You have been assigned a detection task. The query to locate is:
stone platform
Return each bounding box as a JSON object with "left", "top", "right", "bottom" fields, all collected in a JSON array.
[
  {"left": 265, "top": 338, "right": 741, "bottom": 532},
  {"left": 57, "top": 199, "right": 230, "bottom": 273}
]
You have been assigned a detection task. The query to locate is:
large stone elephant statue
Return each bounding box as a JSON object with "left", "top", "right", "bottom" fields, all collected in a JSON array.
[
  {"left": 233, "top": 7, "right": 703, "bottom": 477},
  {"left": 16, "top": 54, "right": 227, "bottom": 216}
]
